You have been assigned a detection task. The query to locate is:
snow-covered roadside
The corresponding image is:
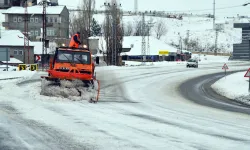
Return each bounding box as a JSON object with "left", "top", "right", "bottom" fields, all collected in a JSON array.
[
  {"left": 0, "top": 71, "right": 36, "bottom": 79},
  {"left": 0, "top": 71, "right": 46, "bottom": 85},
  {"left": 211, "top": 71, "right": 250, "bottom": 105}
]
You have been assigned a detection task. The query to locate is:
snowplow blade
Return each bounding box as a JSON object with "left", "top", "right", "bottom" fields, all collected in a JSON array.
[{"left": 40, "top": 76, "right": 100, "bottom": 103}]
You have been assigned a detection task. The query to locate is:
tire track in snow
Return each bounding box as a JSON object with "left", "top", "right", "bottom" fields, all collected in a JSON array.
[
  {"left": 0, "top": 102, "right": 95, "bottom": 150},
  {"left": 127, "top": 113, "right": 250, "bottom": 143}
]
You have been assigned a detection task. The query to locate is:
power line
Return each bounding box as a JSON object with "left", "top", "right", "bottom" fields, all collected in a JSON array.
[
  {"left": 153, "top": 5, "right": 243, "bottom": 13},
  {"left": 67, "top": 4, "right": 243, "bottom": 13}
]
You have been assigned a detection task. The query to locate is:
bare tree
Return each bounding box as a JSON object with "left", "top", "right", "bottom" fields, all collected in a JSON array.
[
  {"left": 154, "top": 19, "right": 167, "bottom": 40},
  {"left": 134, "top": 19, "right": 142, "bottom": 36},
  {"left": 124, "top": 21, "right": 133, "bottom": 36},
  {"left": 69, "top": 0, "right": 95, "bottom": 46},
  {"left": 103, "top": 0, "right": 124, "bottom": 66}
]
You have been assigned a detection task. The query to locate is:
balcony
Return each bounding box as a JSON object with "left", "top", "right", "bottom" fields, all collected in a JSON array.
[{"left": 2, "top": 22, "right": 9, "bottom": 27}]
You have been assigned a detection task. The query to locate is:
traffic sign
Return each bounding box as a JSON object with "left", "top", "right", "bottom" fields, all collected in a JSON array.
[
  {"left": 244, "top": 68, "right": 250, "bottom": 77},
  {"left": 222, "top": 63, "right": 228, "bottom": 70},
  {"left": 36, "top": 55, "right": 41, "bottom": 61},
  {"left": 30, "top": 64, "right": 38, "bottom": 71},
  {"left": 18, "top": 64, "right": 26, "bottom": 71}
]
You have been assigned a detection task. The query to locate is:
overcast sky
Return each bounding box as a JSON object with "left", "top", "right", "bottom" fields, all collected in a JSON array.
[{"left": 58, "top": 0, "right": 250, "bottom": 17}]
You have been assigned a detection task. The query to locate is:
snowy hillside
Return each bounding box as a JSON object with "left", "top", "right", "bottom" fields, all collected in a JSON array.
[{"left": 93, "top": 13, "right": 244, "bottom": 53}]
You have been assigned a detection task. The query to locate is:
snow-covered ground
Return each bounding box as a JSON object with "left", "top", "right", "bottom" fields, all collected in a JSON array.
[
  {"left": 1, "top": 56, "right": 250, "bottom": 149},
  {"left": 212, "top": 71, "right": 250, "bottom": 106}
]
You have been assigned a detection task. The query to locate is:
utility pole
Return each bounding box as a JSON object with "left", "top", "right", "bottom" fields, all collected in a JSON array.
[
  {"left": 186, "top": 30, "right": 190, "bottom": 50},
  {"left": 215, "top": 29, "right": 218, "bottom": 56},
  {"left": 147, "top": 25, "right": 150, "bottom": 56},
  {"left": 111, "top": 8, "right": 117, "bottom": 66},
  {"left": 87, "top": 0, "right": 91, "bottom": 49},
  {"left": 141, "top": 13, "right": 146, "bottom": 64},
  {"left": 213, "top": 0, "right": 215, "bottom": 30},
  {"left": 178, "top": 32, "right": 182, "bottom": 53},
  {"left": 24, "top": 0, "right": 29, "bottom": 64},
  {"left": 42, "top": 0, "right": 47, "bottom": 71},
  {"left": 134, "top": 0, "right": 138, "bottom": 14}
]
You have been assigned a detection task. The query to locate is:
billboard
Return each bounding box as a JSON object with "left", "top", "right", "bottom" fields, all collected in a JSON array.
[
  {"left": 0, "top": 48, "right": 10, "bottom": 61},
  {"left": 158, "top": 50, "right": 169, "bottom": 55}
]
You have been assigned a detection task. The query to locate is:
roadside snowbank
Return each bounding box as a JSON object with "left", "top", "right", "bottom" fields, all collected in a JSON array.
[
  {"left": 211, "top": 71, "right": 250, "bottom": 105},
  {"left": 0, "top": 70, "right": 37, "bottom": 79}
]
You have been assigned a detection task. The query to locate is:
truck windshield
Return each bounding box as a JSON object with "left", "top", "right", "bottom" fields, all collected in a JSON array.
[{"left": 56, "top": 50, "right": 91, "bottom": 64}]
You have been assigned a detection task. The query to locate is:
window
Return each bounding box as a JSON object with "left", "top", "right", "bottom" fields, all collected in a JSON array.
[
  {"left": 58, "top": 17, "right": 61, "bottom": 23},
  {"left": 14, "top": 50, "right": 18, "bottom": 55},
  {"left": 13, "top": 17, "right": 17, "bottom": 22},
  {"left": 56, "top": 50, "right": 91, "bottom": 64},
  {"left": 18, "top": 17, "right": 22, "bottom": 22},
  {"left": 47, "top": 29, "right": 55, "bottom": 36},
  {"left": 30, "top": 18, "right": 34, "bottom": 22},
  {"left": 18, "top": 50, "right": 23, "bottom": 55},
  {"left": 46, "top": 17, "right": 48, "bottom": 22},
  {"left": 50, "top": 17, "right": 53, "bottom": 23},
  {"left": 58, "top": 53, "right": 72, "bottom": 61},
  {"left": 35, "top": 17, "right": 38, "bottom": 23},
  {"left": 30, "top": 31, "right": 34, "bottom": 36},
  {"left": 35, "top": 30, "right": 39, "bottom": 36},
  {"left": 54, "top": 17, "right": 57, "bottom": 23}
]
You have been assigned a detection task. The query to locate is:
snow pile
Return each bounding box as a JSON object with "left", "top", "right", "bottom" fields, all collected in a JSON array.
[
  {"left": 40, "top": 79, "right": 99, "bottom": 102},
  {"left": 211, "top": 71, "right": 250, "bottom": 105}
]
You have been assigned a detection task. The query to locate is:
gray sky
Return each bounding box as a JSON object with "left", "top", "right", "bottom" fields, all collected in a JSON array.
[{"left": 59, "top": 0, "right": 250, "bottom": 17}]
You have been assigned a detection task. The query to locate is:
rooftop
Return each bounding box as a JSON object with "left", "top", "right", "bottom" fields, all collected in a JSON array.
[
  {"left": 1, "top": 57, "right": 23, "bottom": 64},
  {"left": 2, "top": 5, "right": 66, "bottom": 15},
  {"left": 0, "top": 30, "right": 34, "bottom": 46}
]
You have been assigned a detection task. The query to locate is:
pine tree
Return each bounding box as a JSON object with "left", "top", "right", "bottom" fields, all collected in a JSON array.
[{"left": 91, "top": 18, "right": 101, "bottom": 36}]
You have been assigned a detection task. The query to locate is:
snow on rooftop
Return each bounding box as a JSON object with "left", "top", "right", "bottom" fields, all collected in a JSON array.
[
  {"left": 94, "top": 36, "right": 179, "bottom": 55},
  {"left": 2, "top": 5, "right": 66, "bottom": 15},
  {"left": 1, "top": 57, "right": 23, "bottom": 64},
  {"left": 0, "top": 30, "right": 34, "bottom": 46}
]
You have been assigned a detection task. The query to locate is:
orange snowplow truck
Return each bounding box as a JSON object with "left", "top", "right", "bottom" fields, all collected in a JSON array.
[{"left": 41, "top": 46, "right": 100, "bottom": 102}]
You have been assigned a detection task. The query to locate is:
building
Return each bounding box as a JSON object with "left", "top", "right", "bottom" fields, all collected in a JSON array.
[
  {"left": 2, "top": 4, "right": 69, "bottom": 41},
  {"left": 0, "top": 30, "right": 34, "bottom": 63},
  {"left": 0, "top": 0, "right": 37, "bottom": 9},
  {"left": 232, "top": 23, "right": 250, "bottom": 60},
  {"left": 93, "top": 36, "right": 191, "bottom": 62}
]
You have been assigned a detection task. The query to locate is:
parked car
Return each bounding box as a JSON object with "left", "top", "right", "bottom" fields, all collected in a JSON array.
[{"left": 186, "top": 59, "right": 198, "bottom": 68}]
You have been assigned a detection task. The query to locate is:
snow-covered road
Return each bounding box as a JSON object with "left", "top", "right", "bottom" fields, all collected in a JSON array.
[{"left": 1, "top": 62, "right": 250, "bottom": 150}]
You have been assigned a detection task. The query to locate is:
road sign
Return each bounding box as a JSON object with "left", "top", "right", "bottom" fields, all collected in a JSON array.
[
  {"left": 244, "top": 68, "right": 250, "bottom": 93},
  {"left": 0, "top": 48, "right": 10, "bottom": 61},
  {"left": 30, "top": 64, "right": 38, "bottom": 71},
  {"left": 36, "top": 55, "right": 41, "bottom": 61},
  {"left": 244, "top": 68, "right": 250, "bottom": 77},
  {"left": 222, "top": 63, "right": 228, "bottom": 70},
  {"left": 18, "top": 64, "right": 27, "bottom": 71}
]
